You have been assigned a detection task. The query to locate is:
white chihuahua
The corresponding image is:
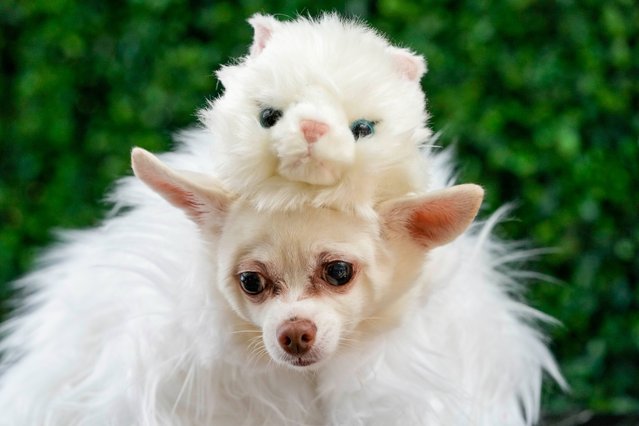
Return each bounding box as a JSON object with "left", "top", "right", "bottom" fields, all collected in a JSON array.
[
  {"left": 0, "top": 143, "right": 563, "bottom": 424},
  {"left": 0, "top": 14, "right": 563, "bottom": 426}
]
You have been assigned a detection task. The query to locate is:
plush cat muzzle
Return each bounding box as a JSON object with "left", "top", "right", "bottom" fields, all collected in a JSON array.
[
  {"left": 300, "top": 119, "right": 329, "bottom": 144},
  {"left": 274, "top": 119, "right": 354, "bottom": 186}
]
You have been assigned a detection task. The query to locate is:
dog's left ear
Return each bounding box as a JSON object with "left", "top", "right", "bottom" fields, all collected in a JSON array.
[
  {"left": 131, "top": 148, "right": 233, "bottom": 233},
  {"left": 379, "top": 184, "right": 484, "bottom": 249}
]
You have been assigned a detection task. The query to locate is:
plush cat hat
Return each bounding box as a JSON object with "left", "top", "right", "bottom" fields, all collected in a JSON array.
[{"left": 199, "top": 14, "right": 434, "bottom": 217}]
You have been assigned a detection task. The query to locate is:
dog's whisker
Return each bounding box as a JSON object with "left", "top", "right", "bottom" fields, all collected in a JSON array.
[{"left": 230, "top": 329, "right": 262, "bottom": 335}]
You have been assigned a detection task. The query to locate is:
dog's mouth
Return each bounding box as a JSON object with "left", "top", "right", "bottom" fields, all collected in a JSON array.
[{"left": 290, "top": 356, "right": 317, "bottom": 367}]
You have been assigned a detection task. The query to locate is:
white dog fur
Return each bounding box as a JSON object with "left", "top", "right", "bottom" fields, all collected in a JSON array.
[{"left": 0, "top": 14, "right": 564, "bottom": 426}]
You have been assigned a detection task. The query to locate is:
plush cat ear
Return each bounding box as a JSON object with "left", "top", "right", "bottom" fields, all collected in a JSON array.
[
  {"left": 248, "top": 14, "right": 280, "bottom": 57},
  {"left": 217, "top": 14, "right": 280, "bottom": 86},
  {"left": 379, "top": 184, "right": 483, "bottom": 249},
  {"left": 131, "top": 148, "right": 232, "bottom": 232},
  {"left": 388, "top": 47, "right": 427, "bottom": 82}
]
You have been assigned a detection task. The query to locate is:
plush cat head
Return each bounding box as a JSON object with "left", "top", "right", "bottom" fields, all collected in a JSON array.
[
  {"left": 200, "top": 14, "right": 432, "bottom": 216},
  {"left": 132, "top": 148, "right": 483, "bottom": 370}
]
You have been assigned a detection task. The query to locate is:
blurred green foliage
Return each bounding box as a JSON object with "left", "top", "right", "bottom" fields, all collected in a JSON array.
[{"left": 1, "top": 0, "right": 637, "bottom": 417}]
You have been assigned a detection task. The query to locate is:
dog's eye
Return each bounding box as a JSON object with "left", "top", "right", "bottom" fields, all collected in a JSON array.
[
  {"left": 239, "top": 272, "right": 266, "bottom": 295},
  {"left": 259, "top": 107, "right": 283, "bottom": 128},
  {"left": 322, "top": 261, "right": 353, "bottom": 286},
  {"left": 350, "top": 119, "right": 375, "bottom": 140}
]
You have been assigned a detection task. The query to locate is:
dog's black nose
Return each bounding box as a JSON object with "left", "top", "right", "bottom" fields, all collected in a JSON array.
[{"left": 277, "top": 319, "right": 316, "bottom": 356}]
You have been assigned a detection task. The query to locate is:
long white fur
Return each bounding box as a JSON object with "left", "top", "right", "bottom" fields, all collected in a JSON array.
[
  {"left": 0, "top": 135, "right": 563, "bottom": 425},
  {"left": 0, "top": 14, "right": 564, "bottom": 426}
]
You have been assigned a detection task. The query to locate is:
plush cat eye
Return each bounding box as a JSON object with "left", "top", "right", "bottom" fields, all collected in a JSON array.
[
  {"left": 322, "top": 261, "right": 354, "bottom": 286},
  {"left": 239, "top": 271, "right": 266, "bottom": 295},
  {"left": 350, "top": 119, "right": 376, "bottom": 140},
  {"left": 259, "top": 107, "right": 283, "bottom": 128}
]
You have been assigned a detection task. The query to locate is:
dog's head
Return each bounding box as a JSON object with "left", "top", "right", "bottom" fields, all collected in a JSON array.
[{"left": 132, "top": 148, "right": 482, "bottom": 370}]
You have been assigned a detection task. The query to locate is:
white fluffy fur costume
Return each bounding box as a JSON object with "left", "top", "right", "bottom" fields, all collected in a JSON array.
[{"left": 0, "top": 14, "right": 563, "bottom": 426}]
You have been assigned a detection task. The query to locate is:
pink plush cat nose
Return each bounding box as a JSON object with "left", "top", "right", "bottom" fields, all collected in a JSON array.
[
  {"left": 277, "top": 319, "right": 317, "bottom": 356},
  {"left": 300, "top": 120, "right": 329, "bottom": 144}
]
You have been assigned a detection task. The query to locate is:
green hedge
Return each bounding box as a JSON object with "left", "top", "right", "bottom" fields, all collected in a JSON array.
[{"left": 1, "top": 0, "right": 637, "bottom": 416}]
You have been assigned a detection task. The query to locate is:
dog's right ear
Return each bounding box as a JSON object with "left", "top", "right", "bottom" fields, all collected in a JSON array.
[
  {"left": 131, "top": 148, "right": 232, "bottom": 232},
  {"left": 379, "top": 184, "right": 484, "bottom": 250}
]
